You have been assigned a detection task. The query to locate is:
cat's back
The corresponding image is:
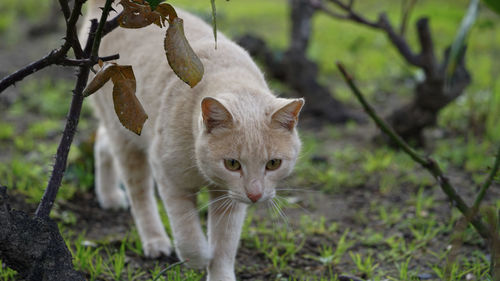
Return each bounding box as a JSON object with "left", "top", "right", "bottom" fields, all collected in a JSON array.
[{"left": 83, "top": 1, "right": 269, "bottom": 149}]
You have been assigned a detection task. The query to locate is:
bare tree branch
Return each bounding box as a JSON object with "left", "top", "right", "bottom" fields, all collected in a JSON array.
[
  {"left": 62, "top": 0, "right": 86, "bottom": 58},
  {"left": 312, "top": 0, "right": 380, "bottom": 28},
  {"left": 91, "top": 0, "right": 115, "bottom": 60},
  {"left": 0, "top": 51, "right": 62, "bottom": 93},
  {"left": 377, "top": 13, "right": 422, "bottom": 67},
  {"left": 399, "top": 0, "right": 418, "bottom": 36},
  {"left": 35, "top": 0, "right": 116, "bottom": 218},
  {"left": 473, "top": 147, "right": 500, "bottom": 212},
  {"left": 58, "top": 0, "right": 71, "bottom": 21},
  {"left": 416, "top": 18, "right": 437, "bottom": 76},
  {"left": 0, "top": 0, "right": 86, "bottom": 94},
  {"left": 57, "top": 54, "right": 120, "bottom": 67},
  {"left": 0, "top": 9, "right": 122, "bottom": 95},
  {"left": 336, "top": 61, "right": 491, "bottom": 239},
  {"left": 312, "top": 0, "right": 424, "bottom": 67}
]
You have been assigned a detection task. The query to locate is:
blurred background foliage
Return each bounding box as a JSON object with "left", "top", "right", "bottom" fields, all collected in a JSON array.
[
  {"left": 0, "top": 0, "right": 499, "bottom": 279},
  {"left": 1, "top": 0, "right": 499, "bottom": 142}
]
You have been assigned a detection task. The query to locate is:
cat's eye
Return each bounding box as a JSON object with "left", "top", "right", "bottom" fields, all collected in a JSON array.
[
  {"left": 224, "top": 159, "right": 241, "bottom": 171},
  {"left": 266, "top": 159, "right": 282, "bottom": 171}
]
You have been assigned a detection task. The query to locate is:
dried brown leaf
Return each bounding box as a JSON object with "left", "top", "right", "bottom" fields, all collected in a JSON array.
[
  {"left": 164, "top": 17, "right": 204, "bottom": 87},
  {"left": 118, "top": 0, "right": 155, "bottom": 28},
  {"left": 118, "top": 0, "right": 176, "bottom": 28},
  {"left": 110, "top": 66, "right": 148, "bottom": 135},
  {"left": 155, "top": 3, "right": 177, "bottom": 24},
  {"left": 83, "top": 62, "right": 117, "bottom": 97}
]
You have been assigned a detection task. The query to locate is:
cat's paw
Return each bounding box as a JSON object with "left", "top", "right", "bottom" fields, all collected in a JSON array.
[
  {"left": 97, "top": 190, "right": 129, "bottom": 210},
  {"left": 183, "top": 247, "right": 211, "bottom": 269},
  {"left": 143, "top": 237, "right": 173, "bottom": 259},
  {"left": 207, "top": 271, "right": 236, "bottom": 281},
  {"left": 176, "top": 240, "right": 211, "bottom": 269}
]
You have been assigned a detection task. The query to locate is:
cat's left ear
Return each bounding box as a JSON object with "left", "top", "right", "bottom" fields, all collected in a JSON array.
[
  {"left": 201, "top": 97, "right": 234, "bottom": 133},
  {"left": 271, "top": 98, "right": 304, "bottom": 131}
]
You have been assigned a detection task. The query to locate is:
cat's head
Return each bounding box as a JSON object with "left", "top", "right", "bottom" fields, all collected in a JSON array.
[{"left": 195, "top": 94, "right": 304, "bottom": 204}]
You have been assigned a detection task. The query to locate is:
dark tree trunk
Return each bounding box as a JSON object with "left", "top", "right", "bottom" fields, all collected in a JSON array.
[
  {"left": 377, "top": 18, "right": 471, "bottom": 145},
  {"left": 0, "top": 186, "right": 85, "bottom": 281},
  {"left": 306, "top": 1, "right": 473, "bottom": 144},
  {"left": 387, "top": 46, "right": 470, "bottom": 145},
  {"left": 238, "top": 0, "right": 359, "bottom": 124}
]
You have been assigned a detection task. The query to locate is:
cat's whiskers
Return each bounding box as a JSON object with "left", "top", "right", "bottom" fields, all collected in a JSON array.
[
  {"left": 214, "top": 199, "right": 234, "bottom": 229},
  {"left": 267, "top": 200, "right": 280, "bottom": 227},
  {"left": 270, "top": 197, "right": 289, "bottom": 228},
  {"left": 275, "top": 188, "right": 322, "bottom": 197},
  {"left": 159, "top": 147, "right": 194, "bottom": 158},
  {"left": 181, "top": 164, "right": 200, "bottom": 174},
  {"left": 195, "top": 189, "right": 230, "bottom": 196},
  {"left": 275, "top": 187, "right": 317, "bottom": 192},
  {"left": 211, "top": 196, "right": 231, "bottom": 215},
  {"left": 275, "top": 194, "right": 311, "bottom": 215},
  {"left": 180, "top": 194, "right": 231, "bottom": 222},
  {"left": 227, "top": 191, "right": 249, "bottom": 204},
  {"left": 224, "top": 201, "right": 236, "bottom": 234}
]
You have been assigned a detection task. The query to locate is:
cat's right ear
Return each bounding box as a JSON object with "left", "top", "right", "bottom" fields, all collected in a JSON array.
[
  {"left": 270, "top": 98, "right": 304, "bottom": 131},
  {"left": 201, "top": 97, "right": 234, "bottom": 133}
]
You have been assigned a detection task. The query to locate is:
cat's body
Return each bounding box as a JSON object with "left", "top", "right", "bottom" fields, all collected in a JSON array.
[{"left": 82, "top": 1, "right": 303, "bottom": 280}]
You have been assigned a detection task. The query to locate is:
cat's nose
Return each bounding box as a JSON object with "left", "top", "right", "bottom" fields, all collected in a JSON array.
[
  {"left": 246, "top": 179, "right": 263, "bottom": 203},
  {"left": 246, "top": 191, "right": 262, "bottom": 203}
]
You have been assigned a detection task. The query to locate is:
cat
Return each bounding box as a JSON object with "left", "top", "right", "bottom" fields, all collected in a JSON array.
[{"left": 82, "top": 1, "right": 304, "bottom": 280}]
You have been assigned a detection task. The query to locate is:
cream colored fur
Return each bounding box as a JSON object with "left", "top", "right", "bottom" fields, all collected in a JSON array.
[{"left": 81, "top": 2, "right": 304, "bottom": 280}]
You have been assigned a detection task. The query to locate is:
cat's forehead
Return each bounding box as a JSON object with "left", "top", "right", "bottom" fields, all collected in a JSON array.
[{"left": 231, "top": 125, "right": 297, "bottom": 160}]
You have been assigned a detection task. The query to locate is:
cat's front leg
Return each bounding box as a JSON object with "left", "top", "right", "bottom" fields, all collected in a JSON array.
[
  {"left": 158, "top": 186, "right": 212, "bottom": 268},
  {"left": 207, "top": 191, "right": 247, "bottom": 281},
  {"left": 108, "top": 140, "right": 172, "bottom": 258}
]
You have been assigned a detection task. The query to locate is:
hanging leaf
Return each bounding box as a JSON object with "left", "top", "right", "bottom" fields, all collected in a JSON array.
[
  {"left": 210, "top": 0, "right": 217, "bottom": 48},
  {"left": 118, "top": 1, "right": 204, "bottom": 87},
  {"left": 83, "top": 62, "right": 148, "bottom": 135},
  {"left": 119, "top": 0, "right": 177, "bottom": 28},
  {"left": 118, "top": 0, "right": 155, "bottom": 28},
  {"left": 111, "top": 66, "right": 148, "bottom": 135},
  {"left": 164, "top": 17, "right": 204, "bottom": 87},
  {"left": 83, "top": 62, "right": 117, "bottom": 97},
  {"left": 445, "top": 0, "right": 479, "bottom": 86},
  {"left": 483, "top": 0, "right": 500, "bottom": 15},
  {"left": 156, "top": 3, "right": 177, "bottom": 23}
]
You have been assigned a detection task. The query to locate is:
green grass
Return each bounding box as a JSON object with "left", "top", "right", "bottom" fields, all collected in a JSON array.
[
  {"left": 0, "top": 260, "right": 17, "bottom": 281},
  {"left": 0, "top": 0, "right": 499, "bottom": 280}
]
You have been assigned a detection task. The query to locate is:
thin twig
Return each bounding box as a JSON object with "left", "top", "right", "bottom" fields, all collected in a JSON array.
[
  {"left": 473, "top": 147, "right": 500, "bottom": 211},
  {"left": 63, "top": 0, "right": 86, "bottom": 58},
  {"left": 91, "top": 0, "right": 115, "bottom": 60},
  {"left": 103, "top": 13, "right": 121, "bottom": 37},
  {"left": 313, "top": 0, "right": 380, "bottom": 28},
  {"left": 0, "top": 50, "right": 61, "bottom": 93},
  {"left": 58, "top": 0, "right": 71, "bottom": 21},
  {"left": 336, "top": 61, "right": 490, "bottom": 239},
  {"left": 0, "top": 0, "right": 88, "bottom": 94},
  {"left": 0, "top": 43, "right": 117, "bottom": 95},
  {"left": 315, "top": 0, "right": 425, "bottom": 68},
  {"left": 35, "top": 0, "right": 116, "bottom": 218},
  {"left": 415, "top": 18, "right": 437, "bottom": 76},
  {"left": 152, "top": 260, "right": 189, "bottom": 281},
  {"left": 34, "top": 26, "right": 97, "bottom": 218},
  {"left": 57, "top": 54, "right": 120, "bottom": 67},
  {"left": 0, "top": 6, "right": 121, "bottom": 95},
  {"left": 35, "top": 67, "right": 90, "bottom": 218},
  {"left": 399, "top": 0, "right": 418, "bottom": 36}
]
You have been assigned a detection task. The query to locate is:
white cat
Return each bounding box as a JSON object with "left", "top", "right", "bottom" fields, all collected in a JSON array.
[{"left": 82, "top": 1, "right": 304, "bottom": 280}]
